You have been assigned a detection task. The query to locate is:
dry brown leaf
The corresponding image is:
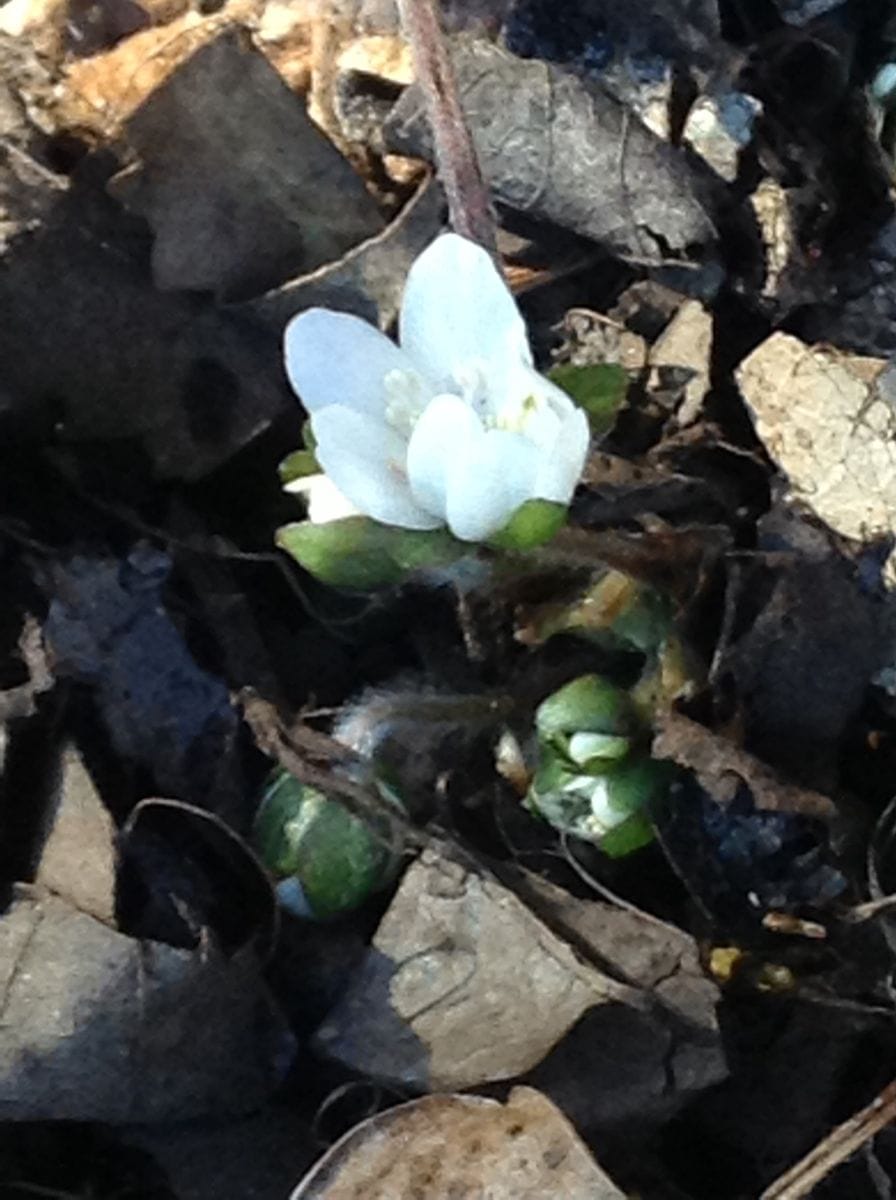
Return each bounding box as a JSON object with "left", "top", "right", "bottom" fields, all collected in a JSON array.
[
  {"left": 291, "top": 1088, "right": 626, "bottom": 1199},
  {"left": 652, "top": 709, "right": 836, "bottom": 822},
  {"left": 60, "top": 0, "right": 261, "bottom": 135},
  {"left": 736, "top": 333, "right": 896, "bottom": 581}
]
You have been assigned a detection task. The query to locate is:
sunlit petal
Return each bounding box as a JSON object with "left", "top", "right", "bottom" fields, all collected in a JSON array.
[
  {"left": 311, "top": 406, "right": 441, "bottom": 529},
  {"left": 400, "top": 233, "right": 531, "bottom": 391},
  {"left": 533, "top": 406, "right": 590, "bottom": 502},
  {"left": 285, "top": 309, "right": 417, "bottom": 416},
  {"left": 406, "top": 393, "right": 485, "bottom": 520},
  {"left": 444, "top": 429, "right": 539, "bottom": 541},
  {"left": 285, "top": 473, "right": 362, "bottom": 523}
]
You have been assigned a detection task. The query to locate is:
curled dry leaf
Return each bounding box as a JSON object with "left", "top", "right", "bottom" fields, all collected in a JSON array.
[
  {"left": 291, "top": 1087, "right": 626, "bottom": 1200},
  {"left": 0, "top": 889, "right": 288, "bottom": 1121},
  {"left": 385, "top": 36, "right": 715, "bottom": 261},
  {"left": 247, "top": 172, "right": 445, "bottom": 333},
  {"left": 652, "top": 709, "right": 836, "bottom": 823}
]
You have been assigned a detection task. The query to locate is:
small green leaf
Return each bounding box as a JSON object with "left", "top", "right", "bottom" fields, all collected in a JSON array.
[
  {"left": 276, "top": 517, "right": 465, "bottom": 589},
  {"left": 549, "top": 363, "right": 628, "bottom": 436},
  {"left": 488, "top": 499, "right": 567, "bottom": 551},
  {"left": 278, "top": 449, "right": 319, "bottom": 486},
  {"left": 302, "top": 418, "right": 317, "bottom": 453}
]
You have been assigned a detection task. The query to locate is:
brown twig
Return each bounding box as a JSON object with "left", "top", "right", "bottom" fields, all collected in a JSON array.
[
  {"left": 396, "top": 0, "right": 496, "bottom": 254},
  {"left": 760, "top": 1077, "right": 896, "bottom": 1200}
]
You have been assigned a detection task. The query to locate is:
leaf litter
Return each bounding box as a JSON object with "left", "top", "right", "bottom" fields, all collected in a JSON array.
[{"left": 1, "top": 0, "right": 896, "bottom": 1197}]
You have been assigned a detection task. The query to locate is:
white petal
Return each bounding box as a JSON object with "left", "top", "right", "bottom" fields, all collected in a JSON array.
[
  {"left": 494, "top": 360, "right": 578, "bottom": 427},
  {"left": 406, "top": 394, "right": 485, "bottom": 521},
  {"left": 311, "top": 406, "right": 442, "bottom": 530},
  {"left": 400, "top": 233, "right": 532, "bottom": 390},
  {"left": 534, "top": 406, "right": 590, "bottom": 503},
  {"left": 284, "top": 309, "right": 417, "bottom": 416},
  {"left": 444, "top": 429, "right": 539, "bottom": 542},
  {"left": 285, "top": 473, "right": 362, "bottom": 523}
]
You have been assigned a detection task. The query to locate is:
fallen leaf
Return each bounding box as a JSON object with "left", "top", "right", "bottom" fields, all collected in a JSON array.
[
  {"left": 34, "top": 742, "right": 117, "bottom": 924},
  {"left": 0, "top": 888, "right": 289, "bottom": 1120},
  {"left": 247, "top": 171, "right": 444, "bottom": 331},
  {"left": 385, "top": 35, "right": 715, "bottom": 262},
  {"left": 110, "top": 29, "right": 384, "bottom": 300},
  {"left": 736, "top": 333, "right": 896, "bottom": 581},
  {"left": 313, "top": 847, "right": 638, "bottom": 1091},
  {"left": 291, "top": 1087, "right": 626, "bottom": 1199},
  {"left": 652, "top": 709, "right": 836, "bottom": 822}
]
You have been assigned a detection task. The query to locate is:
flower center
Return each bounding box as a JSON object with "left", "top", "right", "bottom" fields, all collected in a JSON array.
[{"left": 383, "top": 369, "right": 428, "bottom": 436}]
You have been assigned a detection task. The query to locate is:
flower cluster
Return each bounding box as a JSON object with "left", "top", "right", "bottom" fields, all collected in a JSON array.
[{"left": 283, "top": 233, "right": 589, "bottom": 542}]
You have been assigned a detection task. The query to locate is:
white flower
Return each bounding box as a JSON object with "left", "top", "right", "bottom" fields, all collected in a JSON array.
[
  {"left": 284, "top": 472, "right": 361, "bottom": 524},
  {"left": 283, "top": 233, "right": 590, "bottom": 543}
]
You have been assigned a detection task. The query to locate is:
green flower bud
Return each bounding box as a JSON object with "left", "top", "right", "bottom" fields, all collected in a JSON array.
[
  {"left": 535, "top": 674, "right": 634, "bottom": 739},
  {"left": 253, "top": 769, "right": 402, "bottom": 920},
  {"left": 527, "top": 747, "right": 667, "bottom": 856}
]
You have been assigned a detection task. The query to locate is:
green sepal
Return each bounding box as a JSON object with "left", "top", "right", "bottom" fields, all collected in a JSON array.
[
  {"left": 278, "top": 449, "right": 319, "bottom": 486},
  {"left": 601, "top": 756, "right": 669, "bottom": 818},
  {"left": 302, "top": 418, "right": 317, "bottom": 453},
  {"left": 548, "top": 363, "right": 628, "bottom": 436},
  {"left": 276, "top": 517, "right": 465, "bottom": 589},
  {"left": 535, "top": 674, "right": 634, "bottom": 739},
  {"left": 599, "top": 810, "right": 655, "bottom": 857},
  {"left": 488, "top": 499, "right": 567, "bottom": 551}
]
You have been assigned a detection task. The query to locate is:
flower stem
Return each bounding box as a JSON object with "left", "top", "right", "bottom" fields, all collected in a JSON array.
[{"left": 396, "top": 0, "right": 497, "bottom": 257}]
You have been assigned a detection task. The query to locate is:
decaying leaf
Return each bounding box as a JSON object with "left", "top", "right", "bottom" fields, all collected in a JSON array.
[
  {"left": 41, "top": 545, "right": 245, "bottom": 822},
  {"left": 736, "top": 333, "right": 896, "bottom": 582},
  {"left": 247, "top": 172, "right": 445, "bottom": 332},
  {"left": 0, "top": 889, "right": 288, "bottom": 1121},
  {"left": 291, "top": 1087, "right": 626, "bottom": 1199},
  {"left": 313, "top": 847, "right": 639, "bottom": 1091},
  {"left": 110, "top": 29, "right": 384, "bottom": 300},
  {"left": 385, "top": 35, "right": 716, "bottom": 261},
  {"left": 652, "top": 709, "right": 836, "bottom": 823},
  {"left": 710, "top": 546, "right": 887, "bottom": 782},
  {"left": 34, "top": 742, "right": 117, "bottom": 924},
  {"left": 314, "top": 845, "right": 724, "bottom": 1120}
]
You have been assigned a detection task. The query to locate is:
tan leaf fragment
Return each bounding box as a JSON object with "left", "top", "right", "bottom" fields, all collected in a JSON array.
[
  {"left": 292, "top": 1088, "right": 626, "bottom": 1200},
  {"left": 736, "top": 333, "right": 896, "bottom": 579},
  {"left": 313, "top": 849, "right": 638, "bottom": 1091}
]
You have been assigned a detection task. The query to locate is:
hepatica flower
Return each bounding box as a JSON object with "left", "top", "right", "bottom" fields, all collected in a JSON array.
[{"left": 283, "top": 233, "right": 590, "bottom": 542}]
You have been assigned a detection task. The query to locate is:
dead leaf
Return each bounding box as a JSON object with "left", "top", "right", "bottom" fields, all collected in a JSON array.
[
  {"left": 313, "top": 847, "right": 639, "bottom": 1091},
  {"left": 0, "top": 888, "right": 289, "bottom": 1120},
  {"left": 736, "top": 333, "right": 896, "bottom": 582},
  {"left": 110, "top": 29, "right": 384, "bottom": 300},
  {"left": 385, "top": 36, "right": 716, "bottom": 262},
  {"left": 652, "top": 709, "right": 836, "bottom": 822},
  {"left": 60, "top": 1, "right": 259, "bottom": 133},
  {"left": 34, "top": 742, "right": 117, "bottom": 924},
  {"left": 291, "top": 1087, "right": 626, "bottom": 1200},
  {"left": 246, "top": 171, "right": 444, "bottom": 332}
]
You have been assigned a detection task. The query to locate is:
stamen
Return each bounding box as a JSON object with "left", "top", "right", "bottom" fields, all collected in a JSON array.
[{"left": 383, "top": 369, "right": 427, "bottom": 435}]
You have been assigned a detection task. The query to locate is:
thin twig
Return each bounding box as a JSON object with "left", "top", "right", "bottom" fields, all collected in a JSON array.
[
  {"left": 761, "top": 1077, "right": 896, "bottom": 1200},
  {"left": 843, "top": 893, "right": 896, "bottom": 923},
  {"left": 396, "top": 0, "right": 496, "bottom": 254}
]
